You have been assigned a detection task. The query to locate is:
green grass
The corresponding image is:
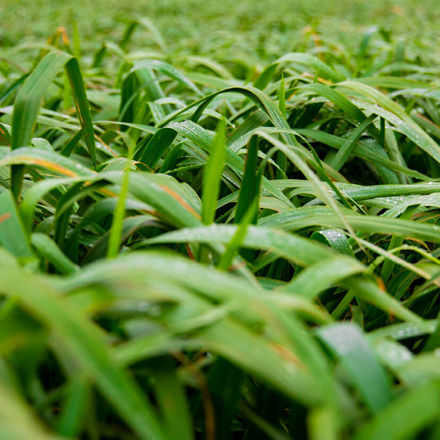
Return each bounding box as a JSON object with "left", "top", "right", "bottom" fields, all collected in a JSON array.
[{"left": 2, "top": 1, "right": 440, "bottom": 438}]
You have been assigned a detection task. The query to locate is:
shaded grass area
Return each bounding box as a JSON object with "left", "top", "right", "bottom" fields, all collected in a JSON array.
[{"left": 1, "top": 1, "right": 440, "bottom": 439}]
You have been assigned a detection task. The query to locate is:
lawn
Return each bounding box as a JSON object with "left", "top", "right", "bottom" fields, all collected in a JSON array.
[{"left": 1, "top": 0, "right": 440, "bottom": 439}]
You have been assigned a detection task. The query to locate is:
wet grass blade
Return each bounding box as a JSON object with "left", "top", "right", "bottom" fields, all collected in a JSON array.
[
  {"left": 317, "top": 323, "right": 392, "bottom": 414},
  {"left": 0, "top": 255, "right": 167, "bottom": 440},
  {"left": 11, "top": 51, "right": 95, "bottom": 197}
]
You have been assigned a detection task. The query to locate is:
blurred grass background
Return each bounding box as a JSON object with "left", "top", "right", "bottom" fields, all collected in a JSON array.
[{"left": 1, "top": 0, "right": 439, "bottom": 62}]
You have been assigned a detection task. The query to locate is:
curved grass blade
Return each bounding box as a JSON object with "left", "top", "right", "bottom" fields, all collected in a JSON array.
[
  {"left": 31, "top": 232, "right": 78, "bottom": 274},
  {"left": 317, "top": 323, "right": 392, "bottom": 414},
  {"left": 0, "top": 252, "right": 167, "bottom": 440},
  {"left": 147, "top": 225, "right": 428, "bottom": 327},
  {"left": 11, "top": 51, "right": 96, "bottom": 197}
]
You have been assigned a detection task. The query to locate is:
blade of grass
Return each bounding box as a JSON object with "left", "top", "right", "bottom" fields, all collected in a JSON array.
[{"left": 202, "top": 119, "right": 226, "bottom": 225}]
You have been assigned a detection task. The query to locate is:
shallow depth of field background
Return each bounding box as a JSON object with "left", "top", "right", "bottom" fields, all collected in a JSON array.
[{"left": 2, "top": 0, "right": 439, "bottom": 61}]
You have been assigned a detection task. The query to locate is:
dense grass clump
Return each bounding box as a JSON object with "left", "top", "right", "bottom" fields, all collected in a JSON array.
[{"left": 2, "top": 2, "right": 440, "bottom": 439}]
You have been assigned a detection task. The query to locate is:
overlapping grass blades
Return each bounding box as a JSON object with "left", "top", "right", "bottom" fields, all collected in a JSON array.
[
  {"left": 10, "top": 51, "right": 96, "bottom": 198},
  {"left": 2, "top": 15, "right": 440, "bottom": 439}
]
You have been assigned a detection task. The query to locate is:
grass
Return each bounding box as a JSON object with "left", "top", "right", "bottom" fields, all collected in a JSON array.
[{"left": 1, "top": 0, "right": 440, "bottom": 438}]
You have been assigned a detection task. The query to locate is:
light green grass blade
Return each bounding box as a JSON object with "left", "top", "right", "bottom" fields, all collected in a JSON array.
[
  {"left": 147, "top": 225, "right": 427, "bottom": 327},
  {"left": 11, "top": 51, "right": 96, "bottom": 197},
  {"left": 202, "top": 119, "right": 226, "bottom": 225},
  {"left": 0, "top": 190, "right": 33, "bottom": 258},
  {"left": 0, "top": 252, "right": 167, "bottom": 440},
  {"left": 354, "top": 382, "right": 440, "bottom": 440},
  {"left": 317, "top": 323, "right": 392, "bottom": 414}
]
